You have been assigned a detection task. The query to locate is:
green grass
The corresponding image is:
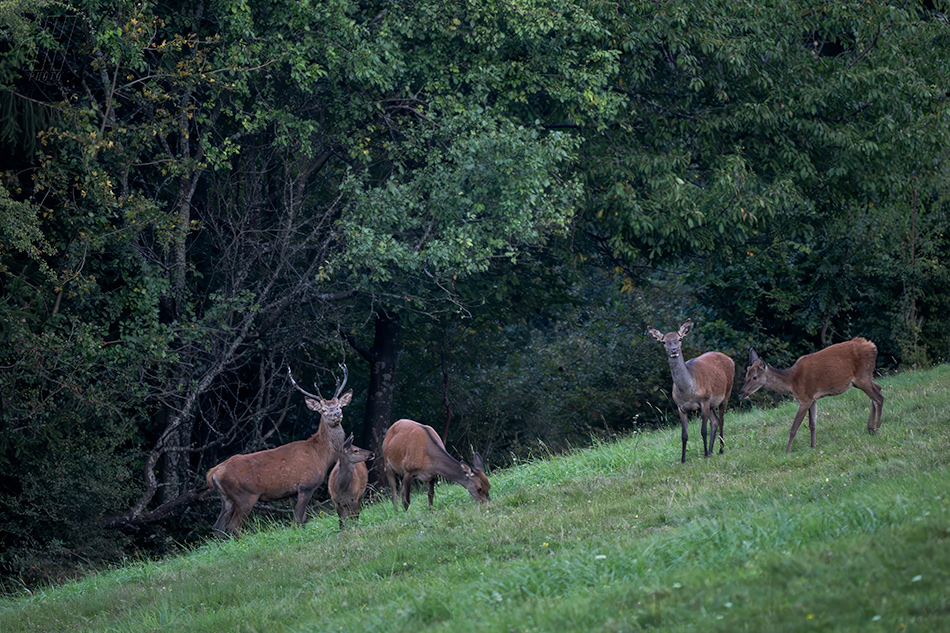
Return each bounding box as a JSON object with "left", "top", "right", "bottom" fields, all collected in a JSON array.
[{"left": 3, "top": 365, "right": 949, "bottom": 632}]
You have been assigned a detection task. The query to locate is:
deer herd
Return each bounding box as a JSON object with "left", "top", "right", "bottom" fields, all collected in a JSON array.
[{"left": 206, "top": 320, "right": 884, "bottom": 535}]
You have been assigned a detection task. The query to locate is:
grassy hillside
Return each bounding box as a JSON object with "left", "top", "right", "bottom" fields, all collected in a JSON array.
[{"left": 2, "top": 366, "right": 948, "bottom": 632}]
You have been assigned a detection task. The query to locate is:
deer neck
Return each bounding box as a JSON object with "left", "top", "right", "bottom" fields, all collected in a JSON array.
[
  {"left": 335, "top": 459, "right": 354, "bottom": 490},
  {"left": 430, "top": 452, "right": 465, "bottom": 483},
  {"left": 764, "top": 365, "right": 796, "bottom": 395},
  {"left": 668, "top": 354, "right": 697, "bottom": 394},
  {"left": 424, "top": 433, "right": 468, "bottom": 483},
  {"left": 310, "top": 418, "right": 345, "bottom": 456}
]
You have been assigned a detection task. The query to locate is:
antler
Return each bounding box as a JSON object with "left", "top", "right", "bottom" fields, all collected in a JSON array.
[
  {"left": 332, "top": 363, "right": 348, "bottom": 399},
  {"left": 287, "top": 366, "right": 324, "bottom": 400}
]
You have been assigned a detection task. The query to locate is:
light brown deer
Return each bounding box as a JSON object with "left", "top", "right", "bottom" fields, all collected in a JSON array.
[
  {"left": 648, "top": 319, "right": 735, "bottom": 463},
  {"left": 328, "top": 434, "right": 374, "bottom": 530},
  {"left": 739, "top": 337, "right": 883, "bottom": 453},
  {"left": 382, "top": 418, "right": 490, "bottom": 510},
  {"left": 206, "top": 365, "right": 352, "bottom": 535}
]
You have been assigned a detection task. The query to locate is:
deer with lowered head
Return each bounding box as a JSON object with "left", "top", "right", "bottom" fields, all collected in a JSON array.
[
  {"left": 328, "top": 434, "right": 374, "bottom": 529},
  {"left": 739, "top": 338, "right": 883, "bottom": 453},
  {"left": 648, "top": 319, "right": 735, "bottom": 463},
  {"left": 382, "top": 418, "right": 490, "bottom": 510},
  {"left": 205, "top": 365, "right": 352, "bottom": 535}
]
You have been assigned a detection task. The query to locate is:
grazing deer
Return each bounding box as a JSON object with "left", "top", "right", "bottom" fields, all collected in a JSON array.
[
  {"left": 739, "top": 338, "right": 883, "bottom": 453},
  {"left": 382, "top": 418, "right": 490, "bottom": 510},
  {"left": 648, "top": 319, "right": 735, "bottom": 463},
  {"left": 328, "top": 434, "right": 375, "bottom": 530},
  {"left": 206, "top": 365, "right": 352, "bottom": 535}
]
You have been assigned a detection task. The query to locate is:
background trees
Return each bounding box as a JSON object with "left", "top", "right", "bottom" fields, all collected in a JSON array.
[{"left": 1, "top": 0, "right": 948, "bottom": 590}]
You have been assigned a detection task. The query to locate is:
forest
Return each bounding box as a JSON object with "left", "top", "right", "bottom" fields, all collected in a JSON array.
[{"left": 1, "top": 0, "right": 948, "bottom": 591}]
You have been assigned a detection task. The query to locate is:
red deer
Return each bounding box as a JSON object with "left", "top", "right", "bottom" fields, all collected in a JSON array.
[
  {"left": 382, "top": 418, "right": 490, "bottom": 510},
  {"left": 648, "top": 319, "right": 735, "bottom": 463},
  {"left": 328, "top": 434, "right": 374, "bottom": 529},
  {"left": 206, "top": 365, "right": 352, "bottom": 535},
  {"left": 739, "top": 338, "right": 883, "bottom": 453}
]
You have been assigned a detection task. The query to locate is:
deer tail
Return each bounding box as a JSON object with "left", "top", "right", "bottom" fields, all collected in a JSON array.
[{"left": 206, "top": 467, "right": 221, "bottom": 493}]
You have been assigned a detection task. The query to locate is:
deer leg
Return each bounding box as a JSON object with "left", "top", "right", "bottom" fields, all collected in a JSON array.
[
  {"left": 707, "top": 407, "right": 721, "bottom": 456},
  {"left": 874, "top": 383, "right": 884, "bottom": 430},
  {"left": 212, "top": 497, "right": 234, "bottom": 534},
  {"left": 700, "top": 403, "right": 711, "bottom": 458},
  {"left": 857, "top": 380, "right": 885, "bottom": 433},
  {"left": 294, "top": 486, "right": 318, "bottom": 525},
  {"left": 808, "top": 401, "right": 817, "bottom": 447},
  {"left": 679, "top": 409, "right": 689, "bottom": 463},
  {"left": 427, "top": 479, "right": 436, "bottom": 507},
  {"left": 717, "top": 402, "right": 726, "bottom": 454},
  {"left": 385, "top": 466, "right": 399, "bottom": 510},
  {"left": 338, "top": 503, "right": 355, "bottom": 531},
  {"left": 785, "top": 401, "right": 813, "bottom": 453},
  {"left": 228, "top": 494, "right": 259, "bottom": 535},
  {"left": 401, "top": 475, "right": 412, "bottom": 510}
]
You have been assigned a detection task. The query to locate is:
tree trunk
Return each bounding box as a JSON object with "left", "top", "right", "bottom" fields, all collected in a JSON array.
[
  {"left": 358, "top": 310, "right": 400, "bottom": 483},
  {"left": 440, "top": 329, "right": 453, "bottom": 442}
]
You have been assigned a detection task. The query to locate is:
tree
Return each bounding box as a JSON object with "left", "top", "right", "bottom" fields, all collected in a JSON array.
[{"left": 582, "top": 0, "right": 950, "bottom": 360}]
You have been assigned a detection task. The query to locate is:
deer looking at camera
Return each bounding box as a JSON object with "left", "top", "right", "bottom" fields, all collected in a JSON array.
[
  {"left": 382, "top": 418, "right": 490, "bottom": 510},
  {"left": 739, "top": 338, "right": 883, "bottom": 453},
  {"left": 205, "top": 365, "right": 351, "bottom": 535},
  {"left": 648, "top": 319, "right": 735, "bottom": 463},
  {"left": 328, "top": 434, "right": 374, "bottom": 530}
]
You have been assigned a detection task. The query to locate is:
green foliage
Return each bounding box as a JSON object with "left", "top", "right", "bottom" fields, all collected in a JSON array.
[
  {"left": 339, "top": 113, "right": 579, "bottom": 288},
  {"left": 0, "top": 318, "right": 148, "bottom": 589},
  {"left": 582, "top": 0, "right": 950, "bottom": 362}
]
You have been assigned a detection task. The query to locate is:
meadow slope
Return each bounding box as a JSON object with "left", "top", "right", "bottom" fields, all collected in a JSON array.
[{"left": 2, "top": 365, "right": 948, "bottom": 632}]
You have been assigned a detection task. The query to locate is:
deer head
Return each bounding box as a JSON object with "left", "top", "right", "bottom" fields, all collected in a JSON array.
[
  {"left": 287, "top": 364, "right": 352, "bottom": 427},
  {"left": 648, "top": 319, "right": 692, "bottom": 359}
]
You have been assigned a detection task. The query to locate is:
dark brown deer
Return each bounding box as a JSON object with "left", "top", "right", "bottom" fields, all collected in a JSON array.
[
  {"left": 328, "top": 434, "right": 374, "bottom": 530},
  {"left": 648, "top": 319, "right": 735, "bottom": 463},
  {"left": 739, "top": 338, "right": 883, "bottom": 453},
  {"left": 382, "top": 418, "right": 490, "bottom": 510},
  {"left": 206, "top": 365, "right": 352, "bottom": 535}
]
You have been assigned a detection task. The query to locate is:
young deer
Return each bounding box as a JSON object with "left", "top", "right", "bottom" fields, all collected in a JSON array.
[
  {"left": 382, "top": 418, "right": 490, "bottom": 510},
  {"left": 648, "top": 319, "right": 735, "bottom": 463},
  {"left": 206, "top": 365, "right": 351, "bottom": 535},
  {"left": 328, "top": 434, "right": 375, "bottom": 530},
  {"left": 739, "top": 338, "right": 883, "bottom": 453}
]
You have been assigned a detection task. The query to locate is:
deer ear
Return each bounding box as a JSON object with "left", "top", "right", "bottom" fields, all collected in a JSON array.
[
  {"left": 472, "top": 453, "right": 484, "bottom": 472},
  {"left": 648, "top": 328, "right": 664, "bottom": 342},
  {"left": 748, "top": 348, "right": 759, "bottom": 364},
  {"left": 337, "top": 389, "right": 353, "bottom": 407},
  {"left": 343, "top": 434, "right": 354, "bottom": 449},
  {"left": 304, "top": 397, "right": 325, "bottom": 413},
  {"left": 678, "top": 319, "right": 692, "bottom": 338},
  {"left": 460, "top": 462, "right": 474, "bottom": 477}
]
